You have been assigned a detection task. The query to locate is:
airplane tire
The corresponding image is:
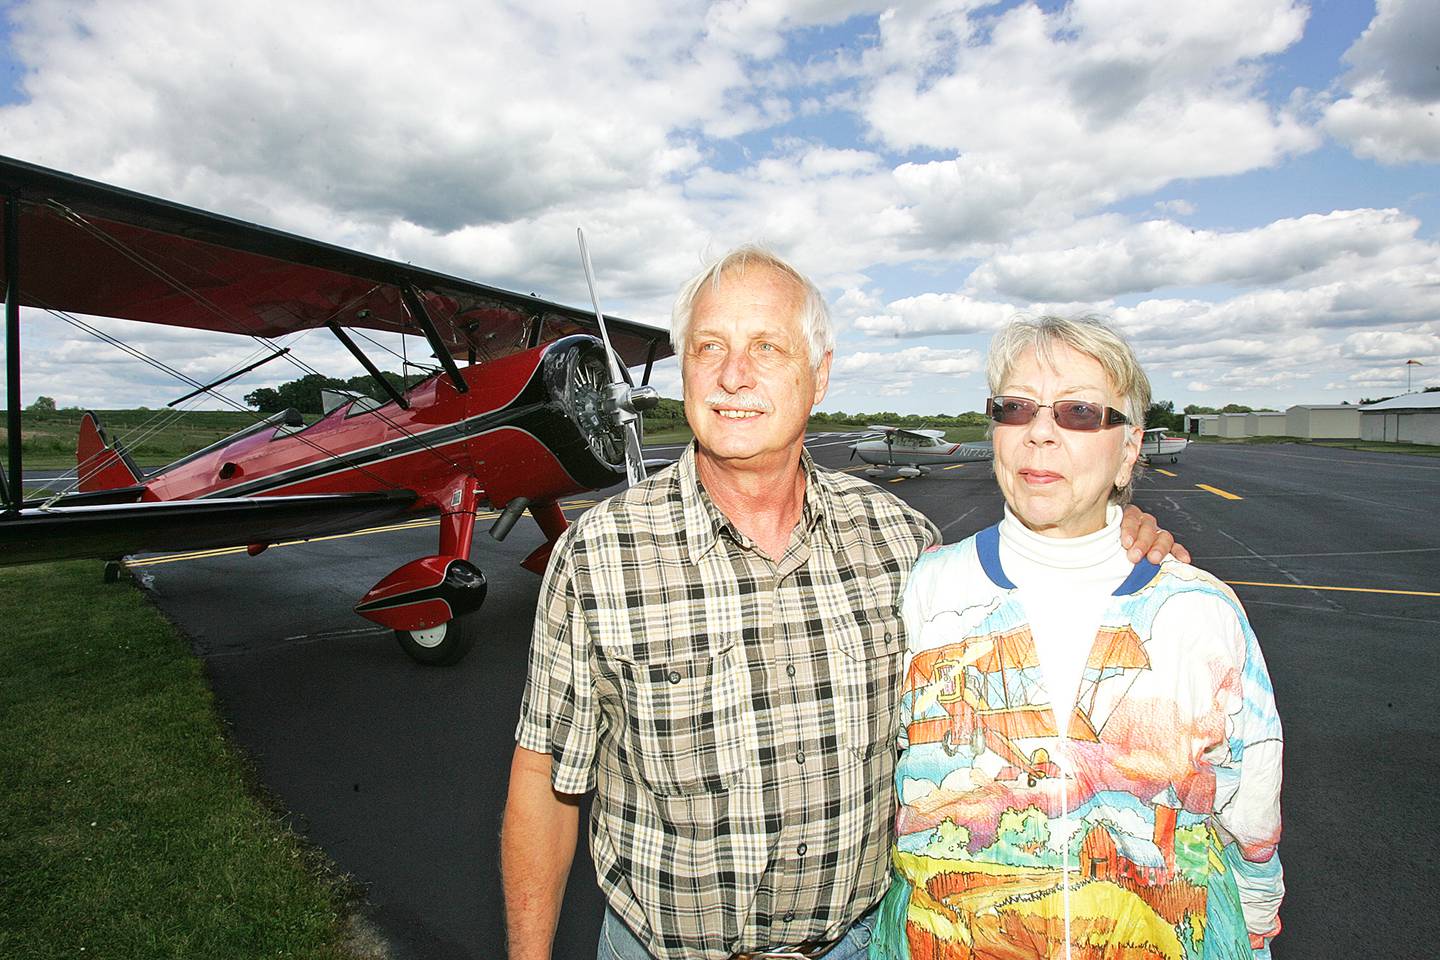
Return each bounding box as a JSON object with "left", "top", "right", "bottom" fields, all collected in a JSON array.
[{"left": 395, "top": 611, "right": 481, "bottom": 666}]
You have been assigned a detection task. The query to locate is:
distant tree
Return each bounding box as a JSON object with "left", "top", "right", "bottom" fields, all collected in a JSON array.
[
  {"left": 1426, "top": 386, "right": 1440, "bottom": 393},
  {"left": 1183, "top": 404, "right": 1217, "bottom": 415},
  {"left": 1144, "top": 400, "right": 1182, "bottom": 431},
  {"left": 244, "top": 386, "right": 284, "bottom": 413},
  {"left": 27, "top": 396, "right": 57, "bottom": 412},
  {"left": 1220, "top": 403, "right": 1256, "bottom": 413},
  {"left": 284, "top": 374, "right": 354, "bottom": 413},
  {"left": 343, "top": 371, "right": 407, "bottom": 398},
  {"left": 644, "top": 397, "right": 687, "bottom": 430},
  {"left": 245, "top": 371, "right": 407, "bottom": 414}
]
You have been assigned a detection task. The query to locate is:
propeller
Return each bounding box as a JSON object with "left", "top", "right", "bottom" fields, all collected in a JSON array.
[{"left": 577, "top": 227, "right": 658, "bottom": 485}]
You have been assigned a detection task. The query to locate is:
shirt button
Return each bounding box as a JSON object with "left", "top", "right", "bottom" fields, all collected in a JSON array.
[
  {"left": 785, "top": 664, "right": 796, "bottom": 678},
  {"left": 885, "top": 631, "right": 894, "bottom": 645},
  {"left": 795, "top": 751, "right": 805, "bottom": 765},
  {"left": 797, "top": 842, "right": 807, "bottom": 856},
  {"left": 667, "top": 670, "right": 681, "bottom": 684},
  {"left": 783, "top": 911, "right": 796, "bottom": 923}
]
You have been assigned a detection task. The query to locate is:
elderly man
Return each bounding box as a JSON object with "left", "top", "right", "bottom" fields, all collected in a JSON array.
[{"left": 500, "top": 246, "right": 1181, "bottom": 960}]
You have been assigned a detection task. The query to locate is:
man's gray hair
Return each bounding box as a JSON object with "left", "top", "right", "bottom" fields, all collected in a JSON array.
[
  {"left": 670, "top": 244, "right": 835, "bottom": 369},
  {"left": 987, "top": 314, "right": 1150, "bottom": 502}
]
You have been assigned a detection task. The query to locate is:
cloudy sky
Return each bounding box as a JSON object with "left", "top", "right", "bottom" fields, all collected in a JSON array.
[{"left": 2, "top": 0, "right": 1438, "bottom": 416}]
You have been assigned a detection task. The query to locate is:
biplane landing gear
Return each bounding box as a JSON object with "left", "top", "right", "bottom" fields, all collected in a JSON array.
[
  {"left": 394, "top": 611, "right": 482, "bottom": 666},
  {"left": 355, "top": 555, "right": 488, "bottom": 667}
]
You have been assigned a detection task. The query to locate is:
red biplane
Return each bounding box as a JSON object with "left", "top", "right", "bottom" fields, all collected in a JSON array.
[{"left": 0, "top": 156, "right": 670, "bottom": 664}]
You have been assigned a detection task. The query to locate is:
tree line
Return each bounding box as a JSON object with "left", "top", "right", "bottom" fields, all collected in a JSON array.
[
  {"left": 243, "top": 372, "right": 409, "bottom": 414},
  {"left": 241, "top": 373, "right": 1211, "bottom": 430}
]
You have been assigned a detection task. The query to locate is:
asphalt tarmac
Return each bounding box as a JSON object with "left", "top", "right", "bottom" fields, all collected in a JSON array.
[{"left": 129, "top": 437, "right": 1440, "bottom": 959}]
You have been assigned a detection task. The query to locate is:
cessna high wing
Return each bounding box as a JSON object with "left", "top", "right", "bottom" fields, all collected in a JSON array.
[
  {"left": 849, "top": 425, "right": 993, "bottom": 477},
  {"left": 0, "top": 156, "right": 671, "bottom": 664}
]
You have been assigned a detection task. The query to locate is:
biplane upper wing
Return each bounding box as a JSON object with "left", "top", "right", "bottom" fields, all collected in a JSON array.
[{"left": 0, "top": 155, "right": 671, "bottom": 368}]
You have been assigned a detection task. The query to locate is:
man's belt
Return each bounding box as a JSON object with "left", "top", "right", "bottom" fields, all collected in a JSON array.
[{"left": 728, "top": 943, "right": 831, "bottom": 960}]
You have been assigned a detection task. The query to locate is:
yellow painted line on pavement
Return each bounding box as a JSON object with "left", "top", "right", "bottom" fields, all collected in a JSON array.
[
  {"left": 888, "top": 477, "right": 907, "bottom": 484},
  {"left": 943, "top": 463, "right": 969, "bottom": 471},
  {"left": 1196, "top": 483, "right": 1243, "bottom": 500},
  {"left": 1225, "top": 580, "right": 1440, "bottom": 599},
  {"left": 1152, "top": 468, "right": 1177, "bottom": 477},
  {"left": 127, "top": 500, "right": 597, "bottom": 568}
]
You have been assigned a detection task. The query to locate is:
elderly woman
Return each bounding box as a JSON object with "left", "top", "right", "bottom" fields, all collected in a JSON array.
[{"left": 872, "top": 316, "right": 1283, "bottom": 960}]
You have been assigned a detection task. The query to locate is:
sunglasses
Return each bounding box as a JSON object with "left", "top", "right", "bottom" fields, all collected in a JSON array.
[{"left": 987, "top": 396, "right": 1129, "bottom": 431}]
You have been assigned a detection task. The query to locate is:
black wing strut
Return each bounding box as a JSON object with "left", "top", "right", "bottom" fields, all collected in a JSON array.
[
  {"left": 5, "top": 194, "right": 21, "bottom": 512},
  {"left": 326, "top": 321, "right": 409, "bottom": 410},
  {"left": 402, "top": 285, "right": 468, "bottom": 393}
]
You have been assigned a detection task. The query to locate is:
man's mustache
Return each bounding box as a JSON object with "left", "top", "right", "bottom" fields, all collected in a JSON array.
[{"left": 704, "top": 391, "right": 773, "bottom": 412}]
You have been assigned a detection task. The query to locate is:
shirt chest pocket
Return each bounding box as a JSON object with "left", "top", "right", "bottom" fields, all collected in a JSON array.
[
  {"left": 614, "top": 641, "right": 751, "bottom": 797},
  {"left": 832, "top": 611, "right": 903, "bottom": 760}
]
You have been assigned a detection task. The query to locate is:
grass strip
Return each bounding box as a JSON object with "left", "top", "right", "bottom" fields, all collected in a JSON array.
[
  {"left": 1192, "top": 435, "right": 1440, "bottom": 457},
  {"left": 0, "top": 561, "right": 379, "bottom": 960}
]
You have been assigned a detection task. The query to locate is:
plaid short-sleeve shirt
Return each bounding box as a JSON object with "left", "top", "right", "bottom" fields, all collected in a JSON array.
[{"left": 515, "top": 444, "right": 938, "bottom": 960}]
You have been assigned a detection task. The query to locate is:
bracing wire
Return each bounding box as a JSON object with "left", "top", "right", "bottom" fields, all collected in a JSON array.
[
  {"left": 32, "top": 202, "right": 478, "bottom": 496},
  {"left": 47, "top": 202, "right": 472, "bottom": 475},
  {"left": 31, "top": 303, "right": 414, "bottom": 507}
]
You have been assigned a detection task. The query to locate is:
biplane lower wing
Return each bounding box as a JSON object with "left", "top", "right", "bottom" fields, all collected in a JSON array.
[{"left": 0, "top": 490, "right": 419, "bottom": 565}]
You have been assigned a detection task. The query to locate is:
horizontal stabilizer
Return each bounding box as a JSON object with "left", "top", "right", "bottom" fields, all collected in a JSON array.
[{"left": 77, "top": 411, "right": 143, "bottom": 492}]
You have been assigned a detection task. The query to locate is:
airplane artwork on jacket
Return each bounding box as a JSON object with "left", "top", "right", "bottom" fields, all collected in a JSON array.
[
  {"left": 0, "top": 156, "right": 670, "bottom": 665},
  {"left": 848, "top": 425, "right": 993, "bottom": 478},
  {"left": 1139, "top": 427, "right": 1190, "bottom": 464}
]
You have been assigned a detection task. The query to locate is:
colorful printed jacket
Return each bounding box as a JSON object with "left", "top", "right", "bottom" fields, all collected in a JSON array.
[{"left": 872, "top": 526, "right": 1283, "bottom": 960}]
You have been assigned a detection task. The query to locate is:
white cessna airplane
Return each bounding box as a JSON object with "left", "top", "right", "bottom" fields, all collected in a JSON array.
[
  {"left": 848, "top": 425, "right": 993, "bottom": 477},
  {"left": 1139, "top": 427, "right": 1190, "bottom": 464}
]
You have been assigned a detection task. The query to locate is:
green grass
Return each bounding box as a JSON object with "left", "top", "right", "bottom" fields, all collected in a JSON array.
[
  {"left": 2, "top": 409, "right": 257, "bottom": 468},
  {"left": 1308, "top": 439, "right": 1440, "bottom": 457},
  {"left": 1192, "top": 434, "right": 1440, "bottom": 456},
  {"left": 0, "top": 562, "right": 379, "bottom": 960}
]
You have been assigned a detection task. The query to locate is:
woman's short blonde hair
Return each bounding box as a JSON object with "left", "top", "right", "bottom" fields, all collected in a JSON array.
[{"left": 987, "top": 314, "right": 1151, "bottom": 502}]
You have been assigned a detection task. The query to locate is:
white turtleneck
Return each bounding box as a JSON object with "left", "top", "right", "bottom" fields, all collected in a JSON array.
[{"left": 998, "top": 503, "right": 1135, "bottom": 731}]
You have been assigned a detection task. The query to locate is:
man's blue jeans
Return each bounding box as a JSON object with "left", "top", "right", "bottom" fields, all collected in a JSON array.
[{"left": 598, "top": 906, "right": 877, "bottom": 960}]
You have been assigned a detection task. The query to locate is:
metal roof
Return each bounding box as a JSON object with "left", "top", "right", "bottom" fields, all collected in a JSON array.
[{"left": 1360, "top": 392, "right": 1440, "bottom": 412}]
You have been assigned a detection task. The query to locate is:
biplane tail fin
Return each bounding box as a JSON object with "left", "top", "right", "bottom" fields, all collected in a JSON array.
[{"left": 77, "top": 411, "right": 143, "bottom": 492}]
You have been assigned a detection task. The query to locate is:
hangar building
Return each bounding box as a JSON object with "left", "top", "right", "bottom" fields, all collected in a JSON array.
[
  {"left": 1245, "top": 412, "right": 1288, "bottom": 437},
  {"left": 1359, "top": 392, "right": 1440, "bottom": 446},
  {"left": 1286, "top": 404, "right": 1361, "bottom": 440},
  {"left": 1218, "top": 413, "right": 1250, "bottom": 438}
]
